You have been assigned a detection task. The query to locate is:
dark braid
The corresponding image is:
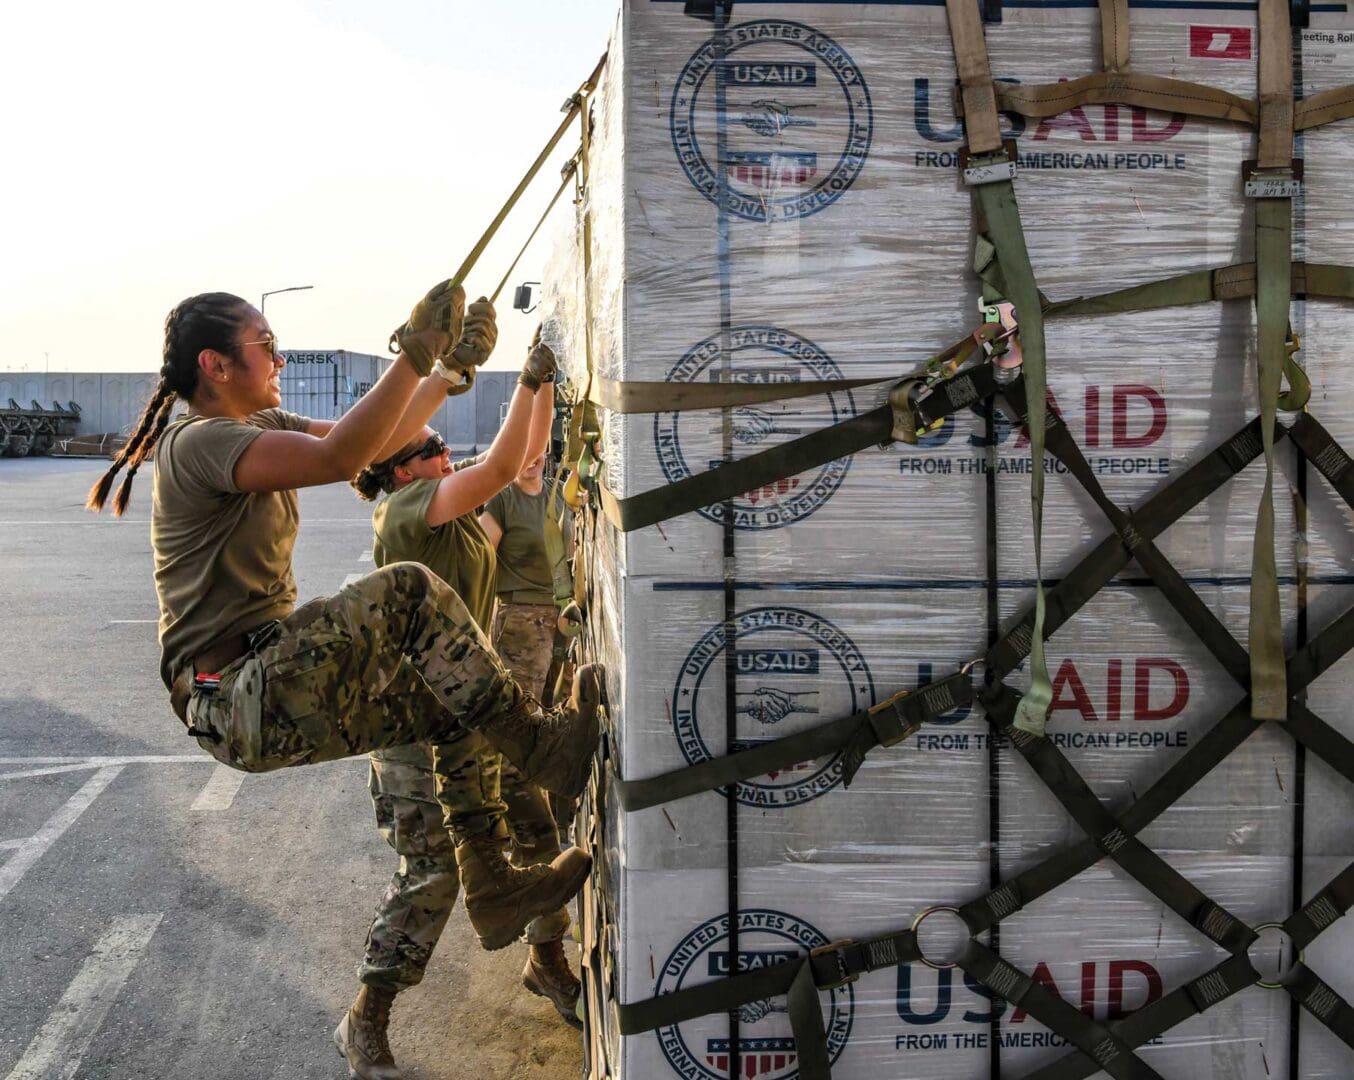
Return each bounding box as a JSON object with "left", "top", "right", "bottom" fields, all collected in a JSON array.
[
  {"left": 87, "top": 292, "right": 249, "bottom": 515},
  {"left": 351, "top": 429, "right": 431, "bottom": 502},
  {"left": 350, "top": 456, "right": 400, "bottom": 501}
]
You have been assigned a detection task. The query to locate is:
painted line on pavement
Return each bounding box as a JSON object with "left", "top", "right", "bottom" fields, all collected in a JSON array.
[
  {"left": 108, "top": 619, "right": 157, "bottom": 625},
  {"left": 359, "top": 549, "right": 373, "bottom": 562},
  {"left": 4, "top": 913, "right": 163, "bottom": 1080},
  {"left": 0, "top": 518, "right": 367, "bottom": 526},
  {"left": 0, "top": 767, "right": 122, "bottom": 903},
  {"left": 0, "top": 840, "right": 23, "bottom": 851},
  {"left": 0, "top": 757, "right": 211, "bottom": 782},
  {"left": 191, "top": 766, "right": 247, "bottom": 812},
  {"left": 0, "top": 756, "right": 207, "bottom": 766},
  {"left": 1, "top": 765, "right": 129, "bottom": 782}
]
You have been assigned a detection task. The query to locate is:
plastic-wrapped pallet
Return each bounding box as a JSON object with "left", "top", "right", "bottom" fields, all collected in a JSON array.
[{"left": 535, "top": 0, "right": 1354, "bottom": 1077}]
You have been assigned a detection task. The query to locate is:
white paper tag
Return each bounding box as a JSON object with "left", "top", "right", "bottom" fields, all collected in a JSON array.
[
  {"left": 1245, "top": 177, "right": 1302, "bottom": 198},
  {"left": 963, "top": 159, "right": 1017, "bottom": 185}
]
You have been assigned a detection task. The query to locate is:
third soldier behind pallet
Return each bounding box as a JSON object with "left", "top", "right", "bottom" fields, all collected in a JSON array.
[
  {"left": 342, "top": 334, "right": 571, "bottom": 1079},
  {"left": 480, "top": 447, "right": 581, "bottom": 1024}
]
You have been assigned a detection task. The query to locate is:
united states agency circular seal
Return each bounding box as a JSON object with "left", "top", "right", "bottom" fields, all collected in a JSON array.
[
  {"left": 654, "top": 326, "right": 857, "bottom": 531},
  {"left": 670, "top": 20, "right": 873, "bottom": 222},
  {"left": 672, "top": 606, "right": 875, "bottom": 808},
  {"left": 655, "top": 908, "right": 854, "bottom": 1080}
]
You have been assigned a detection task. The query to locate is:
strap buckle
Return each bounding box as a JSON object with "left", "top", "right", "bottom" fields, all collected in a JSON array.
[
  {"left": 866, "top": 690, "right": 923, "bottom": 747},
  {"left": 895, "top": 328, "right": 998, "bottom": 443},
  {"left": 808, "top": 939, "right": 860, "bottom": 990},
  {"left": 1242, "top": 159, "right": 1303, "bottom": 198},
  {"left": 979, "top": 299, "right": 1022, "bottom": 381},
  {"left": 959, "top": 140, "right": 1018, "bottom": 186}
]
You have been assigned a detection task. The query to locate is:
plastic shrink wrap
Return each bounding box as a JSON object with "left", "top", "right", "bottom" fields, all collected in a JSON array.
[{"left": 535, "top": 0, "right": 1354, "bottom": 1076}]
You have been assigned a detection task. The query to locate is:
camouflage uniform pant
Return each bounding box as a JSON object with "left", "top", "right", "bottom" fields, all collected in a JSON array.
[
  {"left": 183, "top": 562, "right": 519, "bottom": 822},
  {"left": 358, "top": 603, "right": 565, "bottom": 991}
]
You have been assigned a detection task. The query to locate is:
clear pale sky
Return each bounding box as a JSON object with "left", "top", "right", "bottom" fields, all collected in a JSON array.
[{"left": 0, "top": 0, "right": 618, "bottom": 375}]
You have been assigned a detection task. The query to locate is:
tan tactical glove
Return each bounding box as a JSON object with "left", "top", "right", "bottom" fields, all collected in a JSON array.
[
  {"left": 518, "top": 326, "right": 558, "bottom": 392},
  {"left": 447, "top": 297, "right": 497, "bottom": 372},
  {"left": 393, "top": 281, "right": 465, "bottom": 377}
]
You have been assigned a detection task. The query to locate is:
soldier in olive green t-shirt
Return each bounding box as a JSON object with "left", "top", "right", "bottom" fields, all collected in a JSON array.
[
  {"left": 344, "top": 336, "right": 583, "bottom": 1073},
  {"left": 88, "top": 289, "right": 595, "bottom": 1080}
]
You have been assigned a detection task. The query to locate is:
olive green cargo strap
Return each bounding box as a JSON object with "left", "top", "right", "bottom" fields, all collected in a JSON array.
[
  {"left": 1098, "top": 0, "right": 1130, "bottom": 73},
  {"left": 1044, "top": 260, "right": 1354, "bottom": 317},
  {"left": 489, "top": 159, "right": 578, "bottom": 305},
  {"left": 587, "top": 372, "right": 891, "bottom": 414},
  {"left": 595, "top": 344, "right": 1000, "bottom": 533},
  {"left": 1247, "top": 0, "right": 1296, "bottom": 721},
  {"left": 980, "top": 71, "right": 1257, "bottom": 126},
  {"left": 612, "top": 669, "right": 975, "bottom": 811},
  {"left": 388, "top": 54, "right": 606, "bottom": 348},
  {"left": 614, "top": 929, "right": 920, "bottom": 1080},
  {"left": 946, "top": 0, "right": 1053, "bottom": 737},
  {"left": 578, "top": 260, "right": 1351, "bottom": 425},
  {"left": 1295, "top": 82, "right": 1354, "bottom": 129}
]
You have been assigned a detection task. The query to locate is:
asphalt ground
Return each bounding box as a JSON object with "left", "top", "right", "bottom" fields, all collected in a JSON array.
[{"left": 0, "top": 458, "right": 582, "bottom": 1080}]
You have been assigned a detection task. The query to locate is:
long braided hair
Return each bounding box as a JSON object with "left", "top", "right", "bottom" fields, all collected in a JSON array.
[{"left": 86, "top": 293, "right": 250, "bottom": 516}]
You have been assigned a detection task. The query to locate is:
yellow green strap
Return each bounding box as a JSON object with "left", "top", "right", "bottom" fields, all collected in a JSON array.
[
  {"left": 1248, "top": 0, "right": 1294, "bottom": 721},
  {"left": 978, "top": 180, "right": 1054, "bottom": 737},
  {"left": 388, "top": 54, "right": 605, "bottom": 349},
  {"left": 452, "top": 54, "right": 605, "bottom": 293},
  {"left": 1251, "top": 194, "right": 1292, "bottom": 720},
  {"left": 490, "top": 160, "right": 578, "bottom": 304},
  {"left": 1098, "top": 0, "right": 1131, "bottom": 73}
]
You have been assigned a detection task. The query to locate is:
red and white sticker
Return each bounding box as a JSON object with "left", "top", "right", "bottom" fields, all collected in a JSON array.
[{"left": 1189, "top": 25, "right": 1254, "bottom": 59}]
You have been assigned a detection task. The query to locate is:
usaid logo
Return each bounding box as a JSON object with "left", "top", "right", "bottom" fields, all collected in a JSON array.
[
  {"left": 655, "top": 326, "right": 857, "bottom": 530},
  {"left": 913, "top": 79, "right": 1186, "bottom": 144},
  {"left": 673, "top": 606, "right": 874, "bottom": 807},
  {"left": 671, "top": 20, "right": 873, "bottom": 222},
  {"left": 1189, "top": 25, "right": 1253, "bottom": 60},
  {"left": 656, "top": 909, "right": 855, "bottom": 1079},
  {"left": 910, "top": 384, "right": 1169, "bottom": 452},
  {"left": 898, "top": 959, "right": 1163, "bottom": 1027}
]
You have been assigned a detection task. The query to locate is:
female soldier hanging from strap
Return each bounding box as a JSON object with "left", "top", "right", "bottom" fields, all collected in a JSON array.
[{"left": 85, "top": 288, "right": 601, "bottom": 965}]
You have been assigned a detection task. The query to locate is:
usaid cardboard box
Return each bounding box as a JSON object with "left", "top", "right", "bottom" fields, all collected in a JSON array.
[
  {"left": 551, "top": 1, "right": 1354, "bottom": 1076},
  {"left": 608, "top": 858, "right": 1293, "bottom": 1080},
  {"left": 593, "top": 577, "right": 990, "bottom": 870},
  {"left": 539, "top": 0, "right": 1347, "bottom": 587}
]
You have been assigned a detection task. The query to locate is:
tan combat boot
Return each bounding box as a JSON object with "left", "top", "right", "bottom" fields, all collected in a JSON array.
[
  {"left": 465, "top": 664, "right": 602, "bottom": 800},
  {"left": 455, "top": 833, "right": 593, "bottom": 951},
  {"left": 333, "top": 985, "right": 402, "bottom": 1080},
  {"left": 523, "top": 940, "right": 583, "bottom": 1028}
]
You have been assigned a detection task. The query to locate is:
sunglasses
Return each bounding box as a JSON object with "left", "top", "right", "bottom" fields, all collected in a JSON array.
[
  {"left": 394, "top": 434, "right": 448, "bottom": 467},
  {"left": 237, "top": 333, "right": 282, "bottom": 360}
]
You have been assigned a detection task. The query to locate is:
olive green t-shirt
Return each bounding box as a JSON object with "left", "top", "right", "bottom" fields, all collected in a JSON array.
[
  {"left": 372, "top": 475, "right": 498, "bottom": 633},
  {"left": 153, "top": 408, "right": 310, "bottom": 687},
  {"left": 483, "top": 482, "right": 556, "bottom": 605}
]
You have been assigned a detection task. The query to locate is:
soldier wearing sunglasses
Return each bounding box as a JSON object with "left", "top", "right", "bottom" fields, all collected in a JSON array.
[
  {"left": 344, "top": 331, "right": 567, "bottom": 1076},
  {"left": 87, "top": 286, "right": 599, "bottom": 1080}
]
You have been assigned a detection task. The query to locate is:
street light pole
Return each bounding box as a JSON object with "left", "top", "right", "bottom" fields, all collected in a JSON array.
[{"left": 260, "top": 284, "right": 314, "bottom": 315}]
